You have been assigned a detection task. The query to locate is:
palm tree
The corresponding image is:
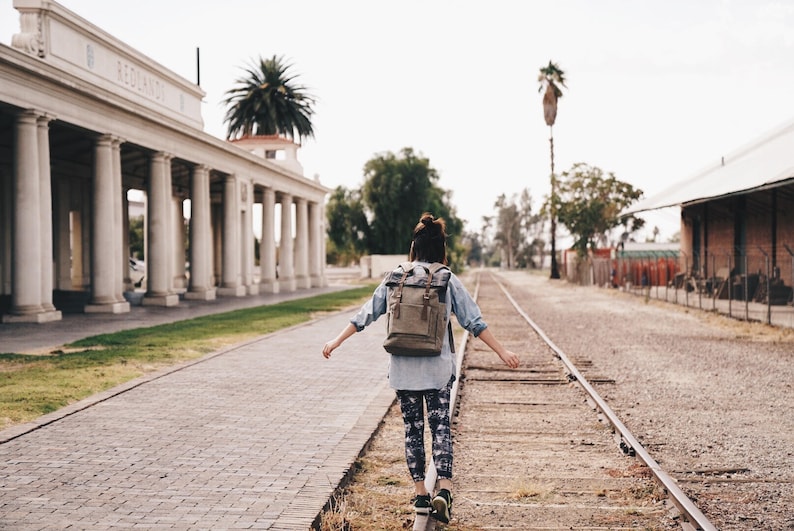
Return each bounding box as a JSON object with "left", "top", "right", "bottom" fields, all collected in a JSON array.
[
  {"left": 538, "top": 61, "right": 566, "bottom": 279},
  {"left": 223, "top": 55, "right": 316, "bottom": 142}
]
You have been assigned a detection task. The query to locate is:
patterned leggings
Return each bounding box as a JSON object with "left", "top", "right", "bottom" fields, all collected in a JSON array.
[{"left": 395, "top": 376, "right": 454, "bottom": 483}]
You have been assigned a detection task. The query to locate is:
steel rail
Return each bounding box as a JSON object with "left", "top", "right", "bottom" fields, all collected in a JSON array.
[{"left": 491, "top": 272, "right": 717, "bottom": 531}]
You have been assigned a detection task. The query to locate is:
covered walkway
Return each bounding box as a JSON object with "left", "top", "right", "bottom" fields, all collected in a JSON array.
[{"left": 1, "top": 0, "right": 328, "bottom": 325}]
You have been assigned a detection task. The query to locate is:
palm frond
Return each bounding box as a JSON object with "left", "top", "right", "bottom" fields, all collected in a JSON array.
[
  {"left": 538, "top": 60, "right": 566, "bottom": 126},
  {"left": 223, "top": 54, "right": 316, "bottom": 141},
  {"left": 537, "top": 60, "right": 567, "bottom": 97}
]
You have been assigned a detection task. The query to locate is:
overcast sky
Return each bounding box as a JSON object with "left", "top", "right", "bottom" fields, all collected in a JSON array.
[{"left": 3, "top": 0, "right": 794, "bottom": 241}]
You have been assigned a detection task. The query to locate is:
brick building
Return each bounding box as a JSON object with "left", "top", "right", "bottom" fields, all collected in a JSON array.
[{"left": 631, "top": 119, "right": 794, "bottom": 305}]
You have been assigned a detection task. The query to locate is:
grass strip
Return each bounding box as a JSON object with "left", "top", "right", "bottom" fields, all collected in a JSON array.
[{"left": 0, "top": 284, "right": 376, "bottom": 430}]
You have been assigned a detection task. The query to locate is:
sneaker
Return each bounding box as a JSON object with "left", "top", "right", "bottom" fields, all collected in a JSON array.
[
  {"left": 412, "top": 494, "right": 432, "bottom": 515},
  {"left": 430, "top": 489, "right": 452, "bottom": 523}
]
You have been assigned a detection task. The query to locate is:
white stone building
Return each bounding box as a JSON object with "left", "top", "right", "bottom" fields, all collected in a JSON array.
[{"left": 0, "top": 0, "right": 328, "bottom": 323}]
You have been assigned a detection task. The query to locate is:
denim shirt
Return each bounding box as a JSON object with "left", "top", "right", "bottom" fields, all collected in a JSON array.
[{"left": 349, "top": 262, "right": 488, "bottom": 391}]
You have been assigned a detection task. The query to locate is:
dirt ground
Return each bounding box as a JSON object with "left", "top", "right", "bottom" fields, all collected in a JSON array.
[
  {"left": 320, "top": 270, "right": 794, "bottom": 530},
  {"left": 319, "top": 271, "right": 686, "bottom": 530}
]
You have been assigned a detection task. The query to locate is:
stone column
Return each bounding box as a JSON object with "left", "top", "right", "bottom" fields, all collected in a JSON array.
[
  {"left": 295, "top": 197, "right": 310, "bottom": 289},
  {"left": 172, "top": 195, "right": 187, "bottom": 291},
  {"left": 259, "top": 187, "right": 278, "bottom": 293},
  {"left": 112, "top": 138, "right": 126, "bottom": 299},
  {"left": 36, "top": 114, "right": 60, "bottom": 315},
  {"left": 320, "top": 202, "right": 327, "bottom": 281},
  {"left": 279, "top": 192, "right": 295, "bottom": 292},
  {"left": 86, "top": 135, "right": 129, "bottom": 314},
  {"left": 54, "top": 179, "right": 72, "bottom": 290},
  {"left": 3, "top": 110, "right": 51, "bottom": 322},
  {"left": 1, "top": 167, "right": 10, "bottom": 296},
  {"left": 309, "top": 200, "right": 324, "bottom": 287},
  {"left": 74, "top": 186, "right": 89, "bottom": 289},
  {"left": 212, "top": 202, "right": 223, "bottom": 287},
  {"left": 122, "top": 191, "right": 131, "bottom": 288},
  {"left": 219, "top": 174, "right": 245, "bottom": 296},
  {"left": 10, "top": 110, "right": 41, "bottom": 316},
  {"left": 242, "top": 180, "right": 258, "bottom": 295},
  {"left": 80, "top": 185, "right": 92, "bottom": 288},
  {"left": 186, "top": 164, "right": 216, "bottom": 300},
  {"left": 143, "top": 152, "right": 179, "bottom": 306}
]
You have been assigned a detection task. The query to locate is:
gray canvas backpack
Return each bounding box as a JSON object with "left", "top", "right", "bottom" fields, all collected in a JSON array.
[{"left": 382, "top": 261, "right": 454, "bottom": 357}]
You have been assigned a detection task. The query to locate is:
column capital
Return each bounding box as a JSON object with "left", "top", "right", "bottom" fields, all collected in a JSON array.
[
  {"left": 17, "top": 109, "right": 58, "bottom": 127},
  {"left": 16, "top": 108, "right": 40, "bottom": 124},
  {"left": 96, "top": 133, "right": 126, "bottom": 146},
  {"left": 35, "top": 112, "right": 57, "bottom": 125},
  {"left": 151, "top": 151, "right": 174, "bottom": 163},
  {"left": 94, "top": 134, "right": 113, "bottom": 149}
]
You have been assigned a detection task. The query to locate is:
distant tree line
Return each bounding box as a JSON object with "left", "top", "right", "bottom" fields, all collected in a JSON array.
[{"left": 325, "top": 149, "right": 647, "bottom": 271}]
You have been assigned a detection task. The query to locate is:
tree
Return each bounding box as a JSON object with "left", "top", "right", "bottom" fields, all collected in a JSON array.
[
  {"left": 460, "top": 230, "right": 484, "bottom": 267},
  {"left": 488, "top": 189, "right": 545, "bottom": 269},
  {"left": 223, "top": 55, "right": 316, "bottom": 142},
  {"left": 539, "top": 61, "right": 566, "bottom": 127},
  {"left": 361, "top": 148, "right": 462, "bottom": 257},
  {"left": 538, "top": 60, "right": 567, "bottom": 279},
  {"left": 646, "top": 226, "right": 660, "bottom": 243},
  {"left": 515, "top": 188, "right": 546, "bottom": 269},
  {"left": 554, "top": 163, "right": 645, "bottom": 256},
  {"left": 129, "top": 215, "right": 144, "bottom": 260},
  {"left": 325, "top": 185, "right": 369, "bottom": 265},
  {"left": 492, "top": 194, "right": 521, "bottom": 269},
  {"left": 326, "top": 147, "right": 465, "bottom": 269}
]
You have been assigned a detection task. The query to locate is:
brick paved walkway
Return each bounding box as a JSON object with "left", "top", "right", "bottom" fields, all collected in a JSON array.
[
  {"left": 0, "top": 309, "right": 395, "bottom": 530},
  {"left": 0, "top": 283, "right": 353, "bottom": 355}
]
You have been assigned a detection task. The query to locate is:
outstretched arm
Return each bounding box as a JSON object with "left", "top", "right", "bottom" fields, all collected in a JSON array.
[
  {"left": 322, "top": 323, "right": 357, "bottom": 359},
  {"left": 476, "top": 327, "right": 520, "bottom": 368}
]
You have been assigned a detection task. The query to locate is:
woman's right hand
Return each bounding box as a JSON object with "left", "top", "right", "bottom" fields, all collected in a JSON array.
[
  {"left": 322, "top": 340, "right": 339, "bottom": 359},
  {"left": 499, "top": 349, "right": 520, "bottom": 369}
]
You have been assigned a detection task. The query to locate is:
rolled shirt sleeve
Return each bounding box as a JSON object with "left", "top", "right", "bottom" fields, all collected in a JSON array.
[
  {"left": 449, "top": 274, "right": 488, "bottom": 337},
  {"left": 350, "top": 279, "right": 388, "bottom": 332}
]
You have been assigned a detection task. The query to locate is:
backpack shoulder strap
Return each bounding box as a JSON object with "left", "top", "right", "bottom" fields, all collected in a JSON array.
[
  {"left": 391, "top": 262, "right": 415, "bottom": 320},
  {"left": 428, "top": 262, "right": 449, "bottom": 275},
  {"left": 398, "top": 261, "right": 415, "bottom": 274},
  {"left": 426, "top": 263, "right": 455, "bottom": 353},
  {"left": 426, "top": 263, "right": 450, "bottom": 286}
]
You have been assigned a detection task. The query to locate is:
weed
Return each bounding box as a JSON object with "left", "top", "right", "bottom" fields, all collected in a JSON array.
[{"left": 507, "top": 479, "right": 551, "bottom": 501}]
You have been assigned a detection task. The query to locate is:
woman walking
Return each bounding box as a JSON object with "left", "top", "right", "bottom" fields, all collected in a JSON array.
[{"left": 322, "top": 213, "right": 520, "bottom": 524}]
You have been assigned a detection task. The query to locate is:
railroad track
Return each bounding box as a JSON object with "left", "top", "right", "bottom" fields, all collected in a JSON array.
[{"left": 413, "top": 270, "right": 716, "bottom": 531}]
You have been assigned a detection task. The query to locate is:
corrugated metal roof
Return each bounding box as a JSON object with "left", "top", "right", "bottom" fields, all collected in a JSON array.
[{"left": 627, "top": 118, "right": 794, "bottom": 214}]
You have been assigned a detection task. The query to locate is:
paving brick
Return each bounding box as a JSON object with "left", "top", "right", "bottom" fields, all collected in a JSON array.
[{"left": 0, "top": 309, "right": 395, "bottom": 529}]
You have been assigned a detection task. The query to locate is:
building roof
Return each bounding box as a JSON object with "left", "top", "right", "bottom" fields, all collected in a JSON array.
[
  {"left": 617, "top": 241, "right": 680, "bottom": 258},
  {"left": 627, "top": 118, "right": 794, "bottom": 214},
  {"left": 230, "top": 135, "right": 301, "bottom": 147}
]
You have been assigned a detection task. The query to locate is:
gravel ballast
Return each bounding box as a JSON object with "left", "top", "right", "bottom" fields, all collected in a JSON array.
[{"left": 498, "top": 270, "right": 794, "bottom": 530}]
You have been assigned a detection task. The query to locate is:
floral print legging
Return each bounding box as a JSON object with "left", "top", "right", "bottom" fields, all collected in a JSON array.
[{"left": 395, "top": 376, "right": 454, "bottom": 483}]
